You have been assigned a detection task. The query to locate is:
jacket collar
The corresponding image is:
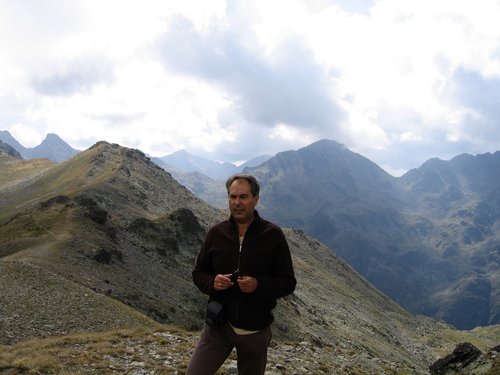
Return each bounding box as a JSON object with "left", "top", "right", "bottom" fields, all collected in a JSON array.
[{"left": 229, "top": 210, "right": 262, "bottom": 232}]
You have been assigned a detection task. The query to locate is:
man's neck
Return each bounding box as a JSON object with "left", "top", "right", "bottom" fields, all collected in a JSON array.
[{"left": 236, "top": 217, "right": 254, "bottom": 237}]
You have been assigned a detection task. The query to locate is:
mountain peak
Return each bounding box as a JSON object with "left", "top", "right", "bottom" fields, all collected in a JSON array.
[
  {"left": 44, "top": 133, "right": 64, "bottom": 142},
  {"left": 0, "top": 130, "right": 80, "bottom": 162},
  {"left": 31, "top": 133, "right": 80, "bottom": 162},
  {"left": 307, "top": 139, "right": 346, "bottom": 149}
]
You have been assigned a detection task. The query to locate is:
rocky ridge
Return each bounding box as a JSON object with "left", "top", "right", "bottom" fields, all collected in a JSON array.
[{"left": 0, "top": 140, "right": 22, "bottom": 159}]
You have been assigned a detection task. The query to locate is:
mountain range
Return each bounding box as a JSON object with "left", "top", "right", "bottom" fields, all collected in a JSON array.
[
  {"left": 155, "top": 139, "right": 500, "bottom": 330},
  {"left": 151, "top": 150, "right": 272, "bottom": 207},
  {"left": 2, "top": 131, "right": 500, "bottom": 331},
  {"left": 0, "top": 131, "right": 79, "bottom": 162},
  {"left": 156, "top": 149, "right": 271, "bottom": 180},
  {"left": 1, "top": 139, "right": 500, "bottom": 372},
  {"left": 243, "top": 140, "right": 500, "bottom": 330},
  {"left": 0, "top": 140, "right": 480, "bottom": 374}
]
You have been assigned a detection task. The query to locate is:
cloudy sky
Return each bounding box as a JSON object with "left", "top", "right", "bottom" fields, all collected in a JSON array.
[{"left": 1, "top": 0, "right": 500, "bottom": 175}]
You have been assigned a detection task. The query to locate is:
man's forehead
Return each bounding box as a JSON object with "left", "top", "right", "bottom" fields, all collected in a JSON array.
[{"left": 229, "top": 179, "right": 252, "bottom": 194}]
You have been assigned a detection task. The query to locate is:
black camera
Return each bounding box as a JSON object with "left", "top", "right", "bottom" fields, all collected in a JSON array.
[{"left": 230, "top": 270, "right": 241, "bottom": 282}]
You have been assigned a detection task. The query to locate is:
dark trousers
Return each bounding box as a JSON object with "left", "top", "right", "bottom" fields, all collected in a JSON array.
[{"left": 186, "top": 323, "right": 272, "bottom": 375}]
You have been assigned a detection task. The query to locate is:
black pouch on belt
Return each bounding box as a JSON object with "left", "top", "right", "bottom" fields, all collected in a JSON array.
[{"left": 205, "top": 300, "right": 226, "bottom": 327}]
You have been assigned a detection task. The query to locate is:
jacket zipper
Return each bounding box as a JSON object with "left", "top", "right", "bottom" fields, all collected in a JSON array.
[{"left": 235, "top": 240, "right": 242, "bottom": 323}]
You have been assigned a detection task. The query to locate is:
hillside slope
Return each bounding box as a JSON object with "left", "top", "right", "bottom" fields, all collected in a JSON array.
[
  {"left": 0, "top": 142, "right": 224, "bottom": 330},
  {"left": 0, "top": 261, "right": 161, "bottom": 345},
  {"left": 400, "top": 152, "right": 500, "bottom": 328}
]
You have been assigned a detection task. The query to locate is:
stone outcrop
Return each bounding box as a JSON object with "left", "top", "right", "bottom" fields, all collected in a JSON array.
[{"left": 430, "top": 342, "right": 500, "bottom": 375}]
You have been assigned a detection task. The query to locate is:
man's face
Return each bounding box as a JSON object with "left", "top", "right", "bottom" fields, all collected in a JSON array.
[{"left": 228, "top": 179, "right": 259, "bottom": 224}]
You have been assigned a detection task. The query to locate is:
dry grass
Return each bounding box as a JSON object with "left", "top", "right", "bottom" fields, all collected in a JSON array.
[
  {"left": 2, "top": 319, "right": 498, "bottom": 374},
  {"left": 0, "top": 326, "right": 196, "bottom": 374}
]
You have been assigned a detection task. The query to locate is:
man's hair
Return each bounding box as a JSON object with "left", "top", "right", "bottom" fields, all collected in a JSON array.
[{"left": 225, "top": 174, "right": 260, "bottom": 196}]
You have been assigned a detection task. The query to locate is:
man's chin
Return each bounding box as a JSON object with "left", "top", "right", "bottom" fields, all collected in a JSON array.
[{"left": 232, "top": 213, "right": 251, "bottom": 223}]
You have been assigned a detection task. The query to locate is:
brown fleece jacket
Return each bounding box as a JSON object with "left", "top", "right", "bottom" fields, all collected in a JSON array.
[{"left": 192, "top": 211, "right": 296, "bottom": 331}]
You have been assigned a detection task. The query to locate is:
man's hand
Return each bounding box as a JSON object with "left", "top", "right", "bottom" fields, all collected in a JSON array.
[
  {"left": 214, "top": 274, "right": 233, "bottom": 290},
  {"left": 237, "top": 276, "right": 258, "bottom": 293}
]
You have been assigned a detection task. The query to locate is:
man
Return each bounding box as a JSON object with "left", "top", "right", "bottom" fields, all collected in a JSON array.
[{"left": 186, "top": 174, "right": 296, "bottom": 375}]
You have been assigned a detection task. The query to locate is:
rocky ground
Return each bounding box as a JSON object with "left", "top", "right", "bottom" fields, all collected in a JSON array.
[
  {"left": 0, "top": 261, "right": 160, "bottom": 346},
  {"left": 1, "top": 257, "right": 499, "bottom": 374},
  {"left": 0, "top": 325, "right": 434, "bottom": 375},
  {"left": 2, "top": 326, "right": 499, "bottom": 374}
]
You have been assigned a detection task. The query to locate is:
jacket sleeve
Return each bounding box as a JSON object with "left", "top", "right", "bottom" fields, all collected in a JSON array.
[
  {"left": 255, "top": 231, "right": 296, "bottom": 300},
  {"left": 192, "top": 235, "right": 217, "bottom": 296}
]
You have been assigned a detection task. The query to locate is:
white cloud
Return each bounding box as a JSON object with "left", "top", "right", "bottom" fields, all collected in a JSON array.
[
  {"left": 269, "top": 123, "right": 314, "bottom": 145},
  {"left": 399, "top": 132, "right": 423, "bottom": 143},
  {"left": 9, "top": 123, "right": 44, "bottom": 148},
  {"left": 1, "top": 0, "right": 500, "bottom": 172}
]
